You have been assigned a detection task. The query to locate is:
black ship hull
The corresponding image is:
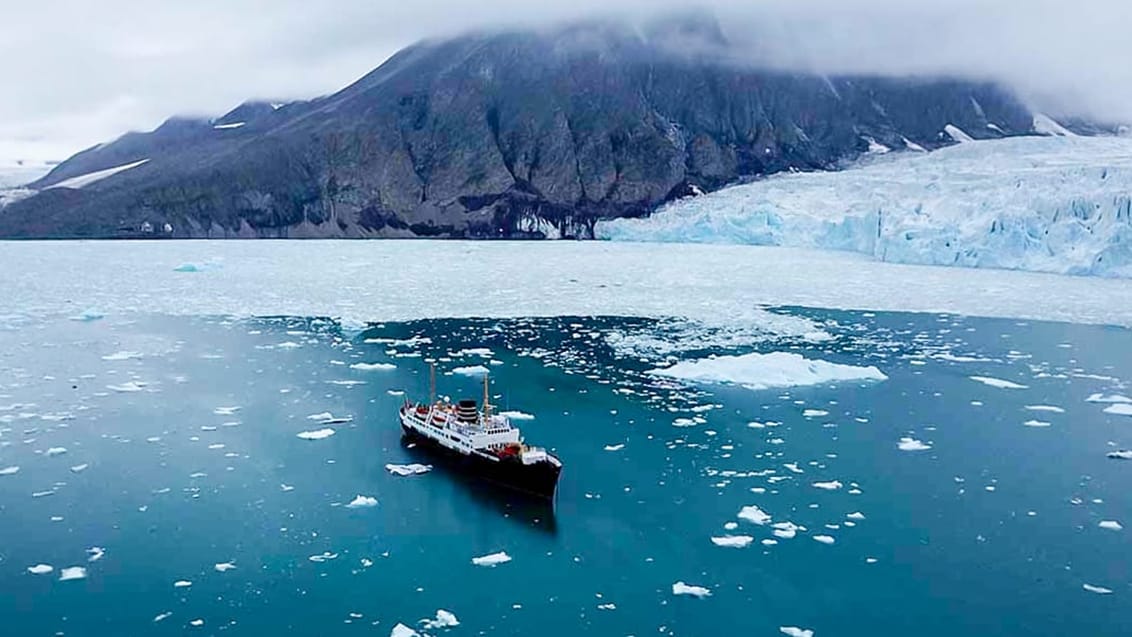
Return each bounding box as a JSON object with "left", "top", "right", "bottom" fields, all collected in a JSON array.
[{"left": 401, "top": 423, "right": 561, "bottom": 500}]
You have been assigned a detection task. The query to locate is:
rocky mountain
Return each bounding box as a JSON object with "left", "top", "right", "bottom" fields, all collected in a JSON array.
[{"left": 0, "top": 15, "right": 1063, "bottom": 239}]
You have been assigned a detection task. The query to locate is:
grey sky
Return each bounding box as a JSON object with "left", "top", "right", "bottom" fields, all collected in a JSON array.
[{"left": 2, "top": 0, "right": 1128, "bottom": 166}]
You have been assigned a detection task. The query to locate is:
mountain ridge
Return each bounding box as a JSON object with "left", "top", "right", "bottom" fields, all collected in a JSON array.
[{"left": 0, "top": 15, "right": 1081, "bottom": 239}]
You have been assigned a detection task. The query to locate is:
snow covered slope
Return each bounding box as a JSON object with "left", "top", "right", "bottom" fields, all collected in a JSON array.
[{"left": 597, "top": 136, "right": 1132, "bottom": 278}]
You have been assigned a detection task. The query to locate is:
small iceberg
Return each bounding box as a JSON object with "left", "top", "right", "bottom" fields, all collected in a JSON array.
[
  {"left": 471, "top": 551, "right": 512, "bottom": 567},
  {"left": 214, "top": 562, "right": 237, "bottom": 572},
  {"left": 648, "top": 352, "right": 886, "bottom": 391},
  {"left": 672, "top": 581, "right": 712, "bottom": 598},
  {"left": 898, "top": 437, "right": 932, "bottom": 451},
  {"left": 452, "top": 365, "right": 490, "bottom": 377},
  {"left": 499, "top": 410, "right": 535, "bottom": 420},
  {"left": 345, "top": 495, "right": 378, "bottom": 509},
  {"left": 969, "top": 376, "right": 1028, "bottom": 389},
  {"left": 1103, "top": 404, "right": 1132, "bottom": 416},
  {"left": 1083, "top": 583, "right": 1113, "bottom": 595},
  {"left": 27, "top": 564, "right": 53, "bottom": 575},
  {"left": 0, "top": 466, "right": 19, "bottom": 476},
  {"left": 1107, "top": 450, "right": 1132, "bottom": 460},
  {"left": 350, "top": 362, "right": 396, "bottom": 371},
  {"left": 710, "top": 535, "right": 754, "bottom": 548},
  {"left": 1098, "top": 520, "right": 1123, "bottom": 531},
  {"left": 385, "top": 463, "right": 432, "bottom": 476},
  {"left": 107, "top": 381, "right": 147, "bottom": 392},
  {"left": 738, "top": 505, "right": 772, "bottom": 525},
  {"left": 391, "top": 624, "right": 420, "bottom": 637},
  {"left": 420, "top": 610, "right": 460, "bottom": 630},
  {"left": 813, "top": 480, "right": 843, "bottom": 491},
  {"left": 59, "top": 566, "right": 88, "bottom": 581},
  {"left": 812, "top": 535, "right": 836, "bottom": 545},
  {"left": 306, "top": 412, "right": 353, "bottom": 424},
  {"left": 296, "top": 428, "right": 336, "bottom": 440},
  {"left": 780, "top": 628, "right": 815, "bottom": 637}
]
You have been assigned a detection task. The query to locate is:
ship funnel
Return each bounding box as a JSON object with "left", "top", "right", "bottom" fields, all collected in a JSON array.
[{"left": 456, "top": 399, "right": 479, "bottom": 423}]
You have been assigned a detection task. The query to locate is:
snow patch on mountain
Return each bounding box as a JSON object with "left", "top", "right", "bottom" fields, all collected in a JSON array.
[
  {"left": 598, "top": 136, "right": 1132, "bottom": 278},
  {"left": 45, "top": 159, "right": 149, "bottom": 190}
]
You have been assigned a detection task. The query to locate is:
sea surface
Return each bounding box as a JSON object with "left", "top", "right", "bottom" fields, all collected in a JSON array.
[{"left": 1, "top": 308, "right": 1130, "bottom": 636}]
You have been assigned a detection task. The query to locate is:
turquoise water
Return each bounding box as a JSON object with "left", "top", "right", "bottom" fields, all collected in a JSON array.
[{"left": 1, "top": 311, "right": 1130, "bottom": 636}]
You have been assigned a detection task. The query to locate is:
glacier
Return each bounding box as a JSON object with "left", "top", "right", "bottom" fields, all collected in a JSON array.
[{"left": 597, "top": 136, "right": 1132, "bottom": 278}]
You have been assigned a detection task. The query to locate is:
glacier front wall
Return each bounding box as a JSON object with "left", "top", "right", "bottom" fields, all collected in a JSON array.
[{"left": 597, "top": 136, "right": 1132, "bottom": 278}]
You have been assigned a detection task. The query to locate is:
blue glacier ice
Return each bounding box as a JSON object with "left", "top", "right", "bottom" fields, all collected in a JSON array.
[{"left": 597, "top": 136, "right": 1132, "bottom": 278}]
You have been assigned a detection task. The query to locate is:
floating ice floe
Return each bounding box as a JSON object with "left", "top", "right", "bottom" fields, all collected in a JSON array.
[
  {"left": 1023, "top": 420, "right": 1052, "bottom": 428},
  {"left": 812, "top": 535, "right": 835, "bottom": 545},
  {"left": 1098, "top": 520, "right": 1123, "bottom": 531},
  {"left": 1, "top": 466, "right": 20, "bottom": 475},
  {"left": 385, "top": 463, "right": 432, "bottom": 476},
  {"left": 153, "top": 612, "right": 172, "bottom": 622},
  {"left": 420, "top": 610, "right": 460, "bottom": 630},
  {"left": 212, "top": 406, "right": 240, "bottom": 415},
  {"left": 738, "top": 505, "right": 772, "bottom": 525},
  {"left": 711, "top": 535, "right": 755, "bottom": 548},
  {"left": 101, "top": 351, "right": 143, "bottom": 361},
  {"left": 86, "top": 547, "right": 105, "bottom": 562},
  {"left": 350, "top": 362, "right": 396, "bottom": 371},
  {"left": 648, "top": 352, "right": 887, "bottom": 391},
  {"left": 471, "top": 551, "right": 512, "bottom": 567},
  {"left": 1107, "top": 450, "right": 1132, "bottom": 460},
  {"left": 214, "top": 562, "right": 237, "bottom": 572},
  {"left": 281, "top": 483, "right": 295, "bottom": 491},
  {"left": 308, "top": 552, "right": 338, "bottom": 563},
  {"left": 345, "top": 495, "right": 378, "bottom": 509},
  {"left": 70, "top": 462, "right": 90, "bottom": 473},
  {"left": 391, "top": 623, "right": 420, "bottom": 637},
  {"left": 603, "top": 444, "right": 625, "bottom": 451},
  {"left": 451, "top": 365, "right": 489, "bottom": 376},
  {"left": 802, "top": 409, "right": 829, "bottom": 418},
  {"left": 898, "top": 437, "right": 932, "bottom": 451},
  {"left": 107, "top": 381, "right": 147, "bottom": 392},
  {"left": 1083, "top": 583, "right": 1113, "bottom": 595},
  {"left": 813, "top": 480, "right": 843, "bottom": 491},
  {"left": 597, "top": 603, "right": 617, "bottom": 610},
  {"left": 173, "top": 580, "right": 192, "bottom": 588},
  {"left": 846, "top": 512, "right": 866, "bottom": 521},
  {"left": 499, "top": 410, "right": 534, "bottom": 420},
  {"left": 672, "top": 581, "right": 712, "bottom": 598},
  {"left": 1086, "top": 394, "right": 1132, "bottom": 404},
  {"left": 969, "top": 376, "right": 1028, "bottom": 389},
  {"left": 780, "top": 627, "right": 815, "bottom": 637},
  {"left": 306, "top": 412, "right": 353, "bottom": 424},
  {"left": 772, "top": 522, "right": 802, "bottom": 539},
  {"left": 59, "top": 566, "right": 87, "bottom": 581},
  {"left": 189, "top": 619, "right": 205, "bottom": 627},
  {"left": 1025, "top": 405, "right": 1066, "bottom": 413},
  {"left": 296, "top": 428, "right": 336, "bottom": 440},
  {"left": 1104, "top": 404, "right": 1132, "bottom": 416},
  {"left": 27, "top": 564, "right": 53, "bottom": 575},
  {"left": 45, "top": 446, "right": 68, "bottom": 457}
]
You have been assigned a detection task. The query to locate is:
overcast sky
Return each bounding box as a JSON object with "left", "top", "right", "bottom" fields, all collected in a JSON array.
[{"left": 2, "top": 0, "right": 1129, "bottom": 166}]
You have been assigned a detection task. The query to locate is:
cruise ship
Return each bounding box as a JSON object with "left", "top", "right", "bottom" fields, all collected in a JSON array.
[{"left": 398, "top": 369, "right": 562, "bottom": 499}]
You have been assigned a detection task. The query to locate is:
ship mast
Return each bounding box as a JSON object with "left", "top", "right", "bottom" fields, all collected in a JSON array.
[
  {"left": 429, "top": 362, "right": 436, "bottom": 404},
  {"left": 482, "top": 373, "right": 490, "bottom": 420}
]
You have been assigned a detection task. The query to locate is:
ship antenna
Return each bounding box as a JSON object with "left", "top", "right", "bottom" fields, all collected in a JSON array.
[
  {"left": 482, "top": 373, "right": 490, "bottom": 420},
  {"left": 429, "top": 362, "right": 436, "bottom": 404}
]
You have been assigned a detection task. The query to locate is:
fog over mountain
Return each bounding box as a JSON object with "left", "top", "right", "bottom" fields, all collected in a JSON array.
[{"left": 1, "top": 0, "right": 1128, "bottom": 170}]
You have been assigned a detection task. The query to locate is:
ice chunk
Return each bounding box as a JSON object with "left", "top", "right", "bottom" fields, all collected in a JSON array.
[
  {"left": 1, "top": 466, "right": 20, "bottom": 475},
  {"left": 648, "top": 352, "right": 886, "bottom": 391},
  {"left": 107, "top": 381, "right": 147, "bottom": 392},
  {"left": 86, "top": 547, "right": 105, "bottom": 562},
  {"left": 1023, "top": 420, "right": 1052, "bottom": 428},
  {"left": 711, "top": 535, "right": 755, "bottom": 548},
  {"left": 1107, "top": 450, "right": 1132, "bottom": 460},
  {"left": 420, "top": 610, "right": 459, "bottom": 630},
  {"left": 472, "top": 551, "right": 512, "bottom": 567},
  {"left": 672, "top": 581, "right": 712, "bottom": 598},
  {"left": 173, "top": 580, "right": 192, "bottom": 588},
  {"left": 296, "top": 428, "right": 335, "bottom": 440},
  {"left": 308, "top": 552, "right": 338, "bottom": 563},
  {"left": 1025, "top": 405, "right": 1065, "bottom": 413},
  {"left": 738, "top": 505, "right": 772, "bottom": 525},
  {"left": 846, "top": 512, "right": 866, "bottom": 520},
  {"left": 603, "top": 443, "right": 625, "bottom": 451},
  {"left": 101, "top": 350, "right": 142, "bottom": 361},
  {"left": 345, "top": 495, "right": 377, "bottom": 509},
  {"left": 190, "top": 619, "right": 205, "bottom": 627},
  {"left": 1098, "top": 520, "right": 1123, "bottom": 531},
  {"left": 153, "top": 612, "right": 172, "bottom": 622},
  {"left": 27, "top": 564, "right": 53, "bottom": 575},
  {"left": 306, "top": 412, "right": 353, "bottom": 424},
  {"left": 59, "top": 566, "right": 87, "bottom": 581},
  {"left": 499, "top": 410, "right": 535, "bottom": 420},
  {"left": 45, "top": 447, "right": 67, "bottom": 457},
  {"left": 812, "top": 535, "right": 835, "bottom": 544},
  {"left": 813, "top": 480, "right": 842, "bottom": 490},
  {"left": 1103, "top": 404, "right": 1132, "bottom": 416},
  {"left": 214, "top": 562, "right": 237, "bottom": 572},
  {"left": 213, "top": 406, "right": 240, "bottom": 415},
  {"left": 1083, "top": 583, "right": 1113, "bottom": 594},
  {"left": 803, "top": 409, "right": 829, "bottom": 417},
  {"left": 385, "top": 463, "right": 432, "bottom": 476},
  {"left": 970, "top": 376, "right": 1028, "bottom": 389},
  {"left": 898, "top": 437, "right": 931, "bottom": 451},
  {"left": 71, "top": 463, "right": 89, "bottom": 473},
  {"left": 391, "top": 623, "right": 420, "bottom": 637},
  {"left": 1087, "top": 393, "right": 1132, "bottom": 403},
  {"left": 780, "top": 627, "right": 815, "bottom": 637},
  {"left": 350, "top": 362, "right": 396, "bottom": 371},
  {"left": 451, "top": 365, "right": 490, "bottom": 376}
]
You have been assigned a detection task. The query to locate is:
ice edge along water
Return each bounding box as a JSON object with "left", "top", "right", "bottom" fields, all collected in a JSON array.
[{"left": 598, "top": 135, "right": 1132, "bottom": 279}]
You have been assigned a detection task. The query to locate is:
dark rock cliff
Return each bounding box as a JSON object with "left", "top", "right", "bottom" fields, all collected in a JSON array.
[{"left": 1, "top": 15, "right": 1044, "bottom": 239}]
